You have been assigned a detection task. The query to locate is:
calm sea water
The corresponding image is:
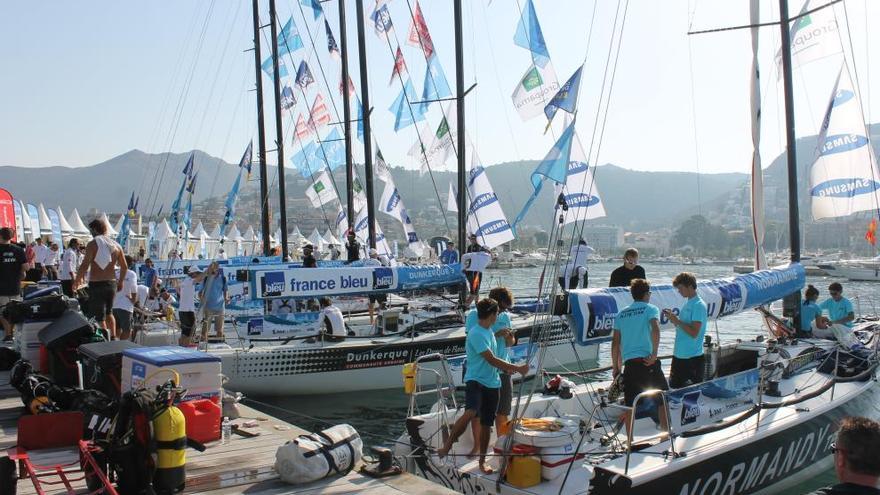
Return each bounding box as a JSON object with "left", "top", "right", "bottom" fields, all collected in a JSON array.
[{"left": 252, "top": 262, "right": 877, "bottom": 494}]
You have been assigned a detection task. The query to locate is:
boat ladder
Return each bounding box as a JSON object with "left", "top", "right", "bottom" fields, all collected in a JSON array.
[
  {"left": 625, "top": 389, "right": 678, "bottom": 475},
  {"left": 406, "top": 353, "right": 458, "bottom": 443}
]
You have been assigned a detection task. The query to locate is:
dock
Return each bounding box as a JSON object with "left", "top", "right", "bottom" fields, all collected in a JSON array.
[{"left": 0, "top": 371, "right": 456, "bottom": 494}]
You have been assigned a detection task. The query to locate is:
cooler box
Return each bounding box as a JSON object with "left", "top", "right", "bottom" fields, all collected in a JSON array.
[
  {"left": 122, "top": 346, "right": 222, "bottom": 401},
  {"left": 79, "top": 341, "right": 143, "bottom": 398},
  {"left": 38, "top": 310, "right": 102, "bottom": 386},
  {"left": 14, "top": 321, "right": 52, "bottom": 364},
  {"left": 179, "top": 399, "right": 222, "bottom": 444},
  {"left": 134, "top": 322, "right": 180, "bottom": 347}
]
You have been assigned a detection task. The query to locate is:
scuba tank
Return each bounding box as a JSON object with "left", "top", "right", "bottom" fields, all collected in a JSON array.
[{"left": 152, "top": 402, "right": 186, "bottom": 493}]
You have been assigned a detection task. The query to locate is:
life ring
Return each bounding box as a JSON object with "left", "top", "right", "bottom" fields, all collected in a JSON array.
[{"left": 512, "top": 417, "right": 580, "bottom": 448}]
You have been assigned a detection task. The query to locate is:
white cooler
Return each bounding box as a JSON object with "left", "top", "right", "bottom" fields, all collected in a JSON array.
[
  {"left": 134, "top": 322, "right": 180, "bottom": 347},
  {"left": 14, "top": 321, "right": 52, "bottom": 364},
  {"left": 121, "top": 346, "right": 222, "bottom": 401}
]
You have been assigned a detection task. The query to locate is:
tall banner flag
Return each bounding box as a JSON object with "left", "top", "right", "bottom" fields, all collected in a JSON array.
[
  {"left": 749, "top": 0, "right": 767, "bottom": 270},
  {"left": 335, "top": 203, "right": 348, "bottom": 241},
  {"left": 354, "top": 207, "right": 392, "bottom": 256},
  {"left": 26, "top": 204, "right": 40, "bottom": 240},
  {"left": 809, "top": 66, "right": 880, "bottom": 220},
  {"left": 305, "top": 171, "right": 337, "bottom": 207},
  {"left": 170, "top": 153, "right": 194, "bottom": 233},
  {"left": 776, "top": 0, "right": 841, "bottom": 76},
  {"left": 512, "top": 63, "right": 560, "bottom": 121},
  {"left": 0, "top": 189, "right": 14, "bottom": 235},
  {"left": 239, "top": 140, "right": 253, "bottom": 177},
  {"left": 375, "top": 148, "right": 393, "bottom": 183},
  {"left": 12, "top": 200, "right": 23, "bottom": 242},
  {"left": 512, "top": 119, "right": 576, "bottom": 231},
  {"left": 390, "top": 78, "right": 426, "bottom": 131},
  {"left": 467, "top": 150, "right": 515, "bottom": 249},
  {"left": 514, "top": 0, "right": 550, "bottom": 68},
  {"left": 406, "top": 1, "right": 434, "bottom": 59},
  {"left": 220, "top": 143, "right": 251, "bottom": 238},
  {"left": 557, "top": 131, "right": 606, "bottom": 225}
]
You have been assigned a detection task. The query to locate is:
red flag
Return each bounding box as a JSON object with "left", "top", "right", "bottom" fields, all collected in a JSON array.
[
  {"left": 339, "top": 75, "right": 355, "bottom": 97},
  {"left": 294, "top": 114, "right": 312, "bottom": 141},
  {"left": 866, "top": 218, "right": 877, "bottom": 246},
  {"left": 389, "top": 47, "right": 407, "bottom": 85},
  {"left": 308, "top": 94, "right": 331, "bottom": 130},
  {"left": 407, "top": 1, "right": 434, "bottom": 59}
]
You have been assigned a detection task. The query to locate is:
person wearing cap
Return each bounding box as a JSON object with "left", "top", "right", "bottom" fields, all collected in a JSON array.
[
  {"left": 440, "top": 241, "right": 459, "bottom": 265},
  {"left": 464, "top": 234, "right": 489, "bottom": 307},
  {"left": 364, "top": 248, "right": 389, "bottom": 324},
  {"left": 178, "top": 265, "right": 204, "bottom": 346},
  {"left": 302, "top": 244, "right": 317, "bottom": 268},
  {"left": 345, "top": 231, "right": 361, "bottom": 263}
]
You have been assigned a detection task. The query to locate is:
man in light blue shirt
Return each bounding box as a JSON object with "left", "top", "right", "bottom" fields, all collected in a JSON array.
[
  {"left": 820, "top": 282, "right": 855, "bottom": 328},
  {"left": 439, "top": 241, "right": 459, "bottom": 265},
  {"left": 437, "top": 298, "right": 528, "bottom": 474},
  {"left": 664, "top": 272, "right": 708, "bottom": 389},
  {"left": 612, "top": 279, "right": 667, "bottom": 432},
  {"left": 199, "top": 262, "right": 228, "bottom": 341}
]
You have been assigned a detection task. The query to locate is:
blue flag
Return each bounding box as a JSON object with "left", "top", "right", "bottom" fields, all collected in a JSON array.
[
  {"left": 277, "top": 17, "right": 303, "bottom": 57},
  {"left": 291, "top": 141, "right": 318, "bottom": 175},
  {"left": 355, "top": 95, "right": 364, "bottom": 142},
  {"left": 420, "top": 56, "right": 451, "bottom": 112},
  {"left": 262, "top": 57, "right": 289, "bottom": 77},
  {"left": 325, "top": 19, "right": 339, "bottom": 59},
  {"left": 281, "top": 85, "right": 296, "bottom": 110},
  {"left": 239, "top": 140, "right": 253, "bottom": 175},
  {"left": 182, "top": 153, "right": 194, "bottom": 178},
  {"left": 296, "top": 61, "right": 315, "bottom": 89},
  {"left": 318, "top": 128, "right": 345, "bottom": 171},
  {"left": 170, "top": 154, "right": 194, "bottom": 232},
  {"left": 514, "top": 0, "right": 550, "bottom": 68},
  {"left": 371, "top": 4, "right": 393, "bottom": 36},
  {"left": 389, "top": 78, "right": 426, "bottom": 131},
  {"left": 221, "top": 170, "right": 243, "bottom": 238},
  {"left": 186, "top": 172, "right": 198, "bottom": 194},
  {"left": 126, "top": 192, "right": 136, "bottom": 217},
  {"left": 544, "top": 66, "right": 582, "bottom": 122},
  {"left": 302, "top": 0, "right": 323, "bottom": 20},
  {"left": 512, "top": 120, "right": 577, "bottom": 230}
]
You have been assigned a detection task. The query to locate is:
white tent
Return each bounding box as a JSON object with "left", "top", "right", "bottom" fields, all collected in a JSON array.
[
  {"left": 68, "top": 209, "right": 89, "bottom": 235},
  {"left": 37, "top": 204, "right": 52, "bottom": 235},
  {"left": 210, "top": 224, "right": 222, "bottom": 240},
  {"left": 56, "top": 206, "right": 74, "bottom": 235},
  {"left": 308, "top": 228, "right": 325, "bottom": 251},
  {"left": 323, "top": 228, "right": 340, "bottom": 246},
  {"left": 192, "top": 222, "right": 209, "bottom": 239},
  {"left": 226, "top": 225, "right": 243, "bottom": 242},
  {"left": 112, "top": 214, "right": 126, "bottom": 236},
  {"left": 292, "top": 225, "right": 303, "bottom": 238},
  {"left": 155, "top": 219, "right": 176, "bottom": 241},
  {"left": 243, "top": 225, "right": 257, "bottom": 242},
  {"left": 100, "top": 213, "right": 118, "bottom": 236}
]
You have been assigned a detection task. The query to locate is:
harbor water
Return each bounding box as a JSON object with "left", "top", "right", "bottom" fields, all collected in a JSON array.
[{"left": 250, "top": 261, "right": 878, "bottom": 494}]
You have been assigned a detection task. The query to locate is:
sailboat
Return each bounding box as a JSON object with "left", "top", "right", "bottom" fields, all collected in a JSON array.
[{"left": 394, "top": 1, "right": 880, "bottom": 493}]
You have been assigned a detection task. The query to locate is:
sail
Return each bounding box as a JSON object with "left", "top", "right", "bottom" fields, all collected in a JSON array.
[
  {"left": 749, "top": 0, "right": 767, "bottom": 270},
  {"left": 569, "top": 263, "right": 806, "bottom": 345},
  {"left": 466, "top": 150, "right": 514, "bottom": 249},
  {"left": 558, "top": 131, "right": 605, "bottom": 224},
  {"left": 809, "top": 66, "right": 880, "bottom": 220}
]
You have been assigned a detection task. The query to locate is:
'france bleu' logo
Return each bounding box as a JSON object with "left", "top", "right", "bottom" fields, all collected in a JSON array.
[
  {"left": 372, "top": 267, "right": 394, "bottom": 290},
  {"left": 262, "top": 271, "right": 286, "bottom": 297},
  {"left": 681, "top": 390, "right": 702, "bottom": 426},
  {"left": 247, "top": 318, "right": 264, "bottom": 336},
  {"left": 811, "top": 178, "right": 880, "bottom": 198},
  {"left": 588, "top": 295, "right": 618, "bottom": 335}
]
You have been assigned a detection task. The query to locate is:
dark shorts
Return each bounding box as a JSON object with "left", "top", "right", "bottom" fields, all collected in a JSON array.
[
  {"left": 669, "top": 355, "right": 706, "bottom": 389},
  {"left": 465, "top": 271, "right": 482, "bottom": 295},
  {"left": 368, "top": 294, "right": 388, "bottom": 305},
  {"left": 497, "top": 373, "right": 512, "bottom": 416},
  {"left": 60, "top": 280, "right": 74, "bottom": 297},
  {"left": 112, "top": 308, "right": 132, "bottom": 332},
  {"left": 464, "top": 380, "right": 500, "bottom": 426},
  {"left": 179, "top": 311, "right": 196, "bottom": 337},
  {"left": 88, "top": 281, "right": 116, "bottom": 321},
  {"left": 623, "top": 358, "right": 669, "bottom": 422}
]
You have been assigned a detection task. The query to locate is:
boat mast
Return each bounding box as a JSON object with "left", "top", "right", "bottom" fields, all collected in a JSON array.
[
  {"left": 453, "top": 0, "right": 466, "bottom": 257},
  {"left": 338, "top": 0, "right": 355, "bottom": 235},
  {"left": 778, "top": 0, "right": 802, "bottom": 326},
  {"left": 252, "top": 0, "right": 271, "bottom": 256},
  {"left": 269, "top": 0, "right": 290, "bottom": 260},
  {"left": 355, "top": 0, "right": 377, "bottom": 248}
]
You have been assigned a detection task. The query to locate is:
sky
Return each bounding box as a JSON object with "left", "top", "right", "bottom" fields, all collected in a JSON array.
[{"left": 1, "top": 0, "right": 877, "bottom": 179}]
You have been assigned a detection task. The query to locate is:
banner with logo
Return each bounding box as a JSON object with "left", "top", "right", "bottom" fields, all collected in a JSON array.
[
  {"left": 46, "top": 208, "right": 63, "bottom": 249},
  {"left": 666, "top": 369, "right": 760, "bottom": 435},
  {"left": 0, "top": 189, "right": 14, "bottom": 236},
  {"left": 557, "top": 131, "right": 606, "bottom": 224},
  {"left": 26, "top": 204, "right": 40, "bottom": 240},
  {"left": 466, "top": 153, "right": 515, "bottom": 249},
  {"left": 12, "top": 200, "right": 24, "bottom": 242},
  {"left": 569, "top": 263, "right": 805, "bottom": 345},
  {"left": 252, "top": 263, "right": 464, "bottom": 299}
]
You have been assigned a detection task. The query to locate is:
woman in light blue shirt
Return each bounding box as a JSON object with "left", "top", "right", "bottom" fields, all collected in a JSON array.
[{"left": 798, "top": 285, "right": 825, "bottom": 337}]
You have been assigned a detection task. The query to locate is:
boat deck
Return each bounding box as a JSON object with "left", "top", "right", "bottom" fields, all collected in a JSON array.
[{"left": 0, "top": 371, "right": 456, "bottom": 495}]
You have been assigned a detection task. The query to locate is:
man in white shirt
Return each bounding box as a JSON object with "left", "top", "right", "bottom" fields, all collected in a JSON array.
[
  {"left": 44, "top": 243, "right": 60, "bottom": 280},
  {"left": 34, "top": 238, "right": 49, "bottom": 278},
  {"left": 559, "top": 238, "right": 594, "bottom": 291},
  {"left": 178, "top": 266, "right": 204, "bottom": 346},
  {"left": 364, "top": 248, "right": 389, "bottom": 324},
  {"left": 319, "top": 297, "right": 346, "bottom": 342},
  {"left": 59, "top": 239, "right": 80, "bottom": 297},
  {"left": 112, "top": 256, "right": 138, "bottom": 340}
]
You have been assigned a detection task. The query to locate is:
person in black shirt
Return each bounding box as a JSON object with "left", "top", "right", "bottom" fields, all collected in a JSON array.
[
  {"left": 345, "top": 231, "right": 360, "bottom": 263},
  {"left": 302, "top": 244, "right": 317, "bottom": 268},
  {"left": 808, "top": 417, "right": 880, "bottom": 495},
  {"left": 464, "top": 234, "right": 488, "bottom": 307},
  {"left": 609, "top": 248, "right": 646, "bottom": 288},
  {"left": 0, "top": 227, "right": 27, "bottom": 341}
]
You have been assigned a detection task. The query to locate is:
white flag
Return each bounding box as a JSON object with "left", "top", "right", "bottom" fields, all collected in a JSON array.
[
  {"left": 466, "top": 149, "right": 515, "bottom": 249},
  {"left": 776, "top": 0, "right": 841, "bottom": 77},
  {"left": 353, "top": 174, "right": 368, "bottom": 213},
  {"left": 305, "top": 171, "right": 337, "bottom": 208},
  {"left": 447, "top": 182, "right": 458, "bottom": 212},
  {"left": 354, "top": 208, "right": 392, "bottom": 256},
  {"left": 379, "top": 181, "right": 425, "bottom": 256},
  {"left": 511, "top": 63, "right": 560, "bottom": 121},
  {"left": 335, "top": 202, "right": 348, "bottom": 240},
  {"left": 558, "top": 130, "right": 606, "bottom": 225},
  {"left": 809, "top": 66, "right": 880, "bottom": 220}
]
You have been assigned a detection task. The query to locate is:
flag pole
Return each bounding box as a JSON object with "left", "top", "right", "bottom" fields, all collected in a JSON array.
[
  {"left": 338, "top": 0, "right": 355, "bottom": 235},
  {"left": 355, "top": 0, "right": 377, "bottom": 248},
  {"left": 269, "top": 0, "right": 290, "bottom": 259},
  {"left": 454, "top": 0, "right": 467, "bottom": 301},
  {"left": 252, "top": 0, "right": 271, "bottom": 256}
]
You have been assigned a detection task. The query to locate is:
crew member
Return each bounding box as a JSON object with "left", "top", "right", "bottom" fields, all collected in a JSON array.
[
  {"left": 59, "top": 238, "right": 80, "bottom": 297},
  {"left": 440, "top": 241, "right": 459, "bottom": 265},
  {"left": 199, "top": 262, "right": 227, "bottom": 341},
  {"left": 808, "top": 417, "right": 880, "bottom": 495},
  {"left": 609, "top": 248, "right": 646, "bottom": 288},
  {"left": 364, "top": 248, "right": 389, "bottom": 325},
  {"left": 319, "top": 297, "right": 346, "bottom": 342},
  {"left": 612, "top": 278, "right": 668, "bottom": 433},
  {"left": 797, "top": 284, "right": 826, "bottom": 338},
  {"left": 821, "top": 282, "right": 855, "bottom": 328},
  {"left": 112, "top": 255, "right": 138, "bottom": 341},
  {"left": 74, "top": 218, "right": 128, "bottom": 339},
  {"left": 345, "top": 232, "right": 361, "bottom": 263},
  {"left": 437, "top": 298, "right": 529, "bottom": 474},
  {"left": 0, "top": 228, "right": 26, "bottom": 342},
  {"left": 464, "top": 234, "right": 489, "bottom": 307},
  {"left": 176, "top": 266, "right": 200, "bottom": 345},
  {"left": 301, "top": 244, "right": 317, "bottom": 268},
  {"left": 664, "top": 272, "right": 708, "bottom": 389},
  {"left": 559, "top": 238, "right": 594, "bottom": 291}
]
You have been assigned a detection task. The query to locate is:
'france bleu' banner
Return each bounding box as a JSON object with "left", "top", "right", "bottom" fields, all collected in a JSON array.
[
  {"left": 251, "top": 263, "right": 464, "bottom": 299},
  {"left": 569, "top": 263, "right": 806, "bottom": 345},
  {"left": 666, "top": 369, "right": 760, "bottom": 435}
]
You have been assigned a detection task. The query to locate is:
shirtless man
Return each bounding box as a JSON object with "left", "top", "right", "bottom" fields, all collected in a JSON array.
[{"left": 74, "top": 218, "right": 128, "bottom": 339}]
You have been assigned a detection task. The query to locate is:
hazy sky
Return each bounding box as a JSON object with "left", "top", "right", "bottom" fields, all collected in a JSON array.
[{"left": 1, "top": 0, "right": 877, "bottom": 178}]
